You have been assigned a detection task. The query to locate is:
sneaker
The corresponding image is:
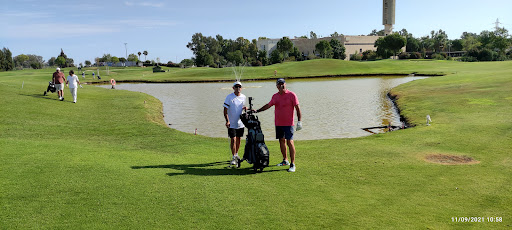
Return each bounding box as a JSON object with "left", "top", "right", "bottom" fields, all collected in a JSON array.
[
  {"left": 288, "top": 163, "right": 296, "bottom": 172},
  {"left": 60, "top": 97, "right": 64, "bottom": 101},
  {"left": 230, "top": 156, "right": 237, "bottom": 165},
  {"left": 73, "top": 101, "right": 76, "bottom": 103},
  {"left": 277, "top": 160, "right": 290, "bottom": 166}
]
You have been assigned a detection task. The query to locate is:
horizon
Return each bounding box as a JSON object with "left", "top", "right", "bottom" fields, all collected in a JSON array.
[{"left": 1, "top": 0, "right": 511, "bottom": 65}]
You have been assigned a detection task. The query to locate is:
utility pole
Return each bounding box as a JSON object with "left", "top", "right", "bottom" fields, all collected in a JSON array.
[{"left": 124, "top": 43, "right": 128, "bottom": 67}]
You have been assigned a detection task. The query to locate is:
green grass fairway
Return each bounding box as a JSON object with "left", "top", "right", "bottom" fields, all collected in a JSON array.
[{"left": 1, "top": 59, "right": 511, "bottom": 229}]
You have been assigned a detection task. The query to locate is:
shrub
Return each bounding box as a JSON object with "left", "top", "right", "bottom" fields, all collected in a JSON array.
[
  {"left": 270, "top": 49, "right": 283, "bottom": 64},
  {"left": 306, "top": 54, "right": 318, "bottom": 60},
  {"left": 410, "top": 52, "right": 422, "bottom": 59},
  {"left": 460, "top": 56, "right": 478, "bottom": 62},
  {"left": 495, "top": 54, "right": 508, "bottom": 61},
  {"left": 30, "top": 62, "right": 42, "bottom": 69},
  {"left": 143, "top": 60, "right": 154, "bottom": 67},
  {"left": 432, "top": 53, "right": 446, "bottom": 60},
  {"left": 362, "top": 50, "right": 378, "bottom": 60},
  {"left": 152, "top": 66, "right": 165, "bottom": 73},
  {"left": 350, "top": 53, "right": 362, "bottom": 61},
  {"left": 180, "top": 59, "right": 194, "bottom": 68},
  {"left": 285, "top": 56, "right": 296, "bottom": 62},
  {"left": 398, "top": 52, "right": 410, "bottom": 60},
  {"left": 166, "top": 62, "right": 180, "bottom": 68},
  {"left": 251, "top": 60, "right": 263, "bottom": 67},
  {"left": 477, "top": 48, "right": 497, "bottom": 61}
]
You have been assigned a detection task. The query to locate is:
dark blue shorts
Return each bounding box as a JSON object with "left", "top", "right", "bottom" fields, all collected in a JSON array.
[{"left": 275, "top": 126, "right": 294, "bottom": 140}]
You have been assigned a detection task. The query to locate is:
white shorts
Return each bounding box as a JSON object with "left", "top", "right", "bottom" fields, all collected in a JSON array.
[{"left": 55, "top": 83, "right": 64, "bottom": 91}]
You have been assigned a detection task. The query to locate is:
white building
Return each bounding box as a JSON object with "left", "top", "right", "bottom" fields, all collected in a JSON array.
[{"left": 256, "top": 35, "right": 383, "bottom": 60}]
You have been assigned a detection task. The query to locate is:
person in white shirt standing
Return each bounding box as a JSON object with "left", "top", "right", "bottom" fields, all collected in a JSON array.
[
  {"left": 223, "top": 81, "right": 247, "bottom": 165},
  {"left": 66, "top": 70, "right": 82, "bottom": 103}
]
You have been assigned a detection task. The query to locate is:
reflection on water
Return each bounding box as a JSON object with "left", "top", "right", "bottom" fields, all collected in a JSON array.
[{"left": 100, "top": 76, "right": 427, "bottom": 140}]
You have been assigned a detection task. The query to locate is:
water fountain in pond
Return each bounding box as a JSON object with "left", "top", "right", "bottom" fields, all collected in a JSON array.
[{"left": 231, "top": 62, "right": 247, "bottom": 83}]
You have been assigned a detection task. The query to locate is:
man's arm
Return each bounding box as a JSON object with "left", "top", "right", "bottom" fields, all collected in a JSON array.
[
  {"left": 295, "top": 104, "right": 301, "bottom": 121},
  {"left": 223, "top": 107, "right": 230, "bottom": 128},
  {"left": 256, "top": 103, "right": 272, "bottom": 113}
]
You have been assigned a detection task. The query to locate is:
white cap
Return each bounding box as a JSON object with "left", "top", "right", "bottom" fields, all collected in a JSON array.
[
  {"left": 233, "top": 81, "right": 242, "bottom": 87},
  {"left": 56, "top": 67, "right": 60, "bottom": 71}
]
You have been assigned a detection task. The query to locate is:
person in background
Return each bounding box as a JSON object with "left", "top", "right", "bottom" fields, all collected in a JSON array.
[
  {"left": 52, "top": 67, "right": 66, "bottom": 101},
  {"left": 254, "top": 78, "right": 302, "bottom": 172},
  {"left": 223, "top": 81, "right": 247, "bottom": 166},
  {"left": 66, "top": 70, "right": 82, "bottom": 103}
]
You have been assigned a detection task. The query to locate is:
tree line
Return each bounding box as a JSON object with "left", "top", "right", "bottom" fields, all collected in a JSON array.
[
  {"left": 2, "top": 27, "right": 511, "bottom": 72},
  {"left": 369, "top": 28, "right": 512, "bottom": 61},
  {"left": 187, "top": 28, "right": 511, "bottom": 64},
  {"left": 185, "top": 33, "right": 260, "bottom": 67},
  {"left": 93, "top": 51, "right": 173, "bottom": 67},
  {"left": 185, "top": 32, "right": 347, "bottom": 67}
]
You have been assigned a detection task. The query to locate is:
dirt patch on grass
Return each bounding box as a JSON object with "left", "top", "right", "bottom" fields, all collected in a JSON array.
[{"left": 424, "top": 154, "right": 480, "bottom": 165}]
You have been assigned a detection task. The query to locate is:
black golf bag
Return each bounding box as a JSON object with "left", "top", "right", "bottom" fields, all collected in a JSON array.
[
  {"left": 43, "top": 81, "right": 56, "bottom": 96},
  {"left": 240, "top": 97, "right": 270, "bottom": 172}
]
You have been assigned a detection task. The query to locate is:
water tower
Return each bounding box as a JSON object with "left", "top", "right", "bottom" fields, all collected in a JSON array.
[{"left": 383, "top": 0, "right": 395, "bottom": 35}]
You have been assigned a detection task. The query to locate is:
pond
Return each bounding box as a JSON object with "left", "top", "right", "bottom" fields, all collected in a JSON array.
[{"left": 100, "top": 76, "right": 427, "bottom": 140}]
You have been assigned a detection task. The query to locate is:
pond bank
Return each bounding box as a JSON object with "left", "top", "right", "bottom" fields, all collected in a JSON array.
[{"left": 86, "top": 72, "right": 443, "bottom": 84}]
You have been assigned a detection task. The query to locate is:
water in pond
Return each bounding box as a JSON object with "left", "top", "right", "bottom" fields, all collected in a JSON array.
[{"left": 100, "top": 76, "right": 427, "bottom": 140}]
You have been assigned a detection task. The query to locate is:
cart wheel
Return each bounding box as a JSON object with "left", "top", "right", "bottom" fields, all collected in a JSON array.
[{"left": 43, "top": 91, "right": 47, "bottom": 96}]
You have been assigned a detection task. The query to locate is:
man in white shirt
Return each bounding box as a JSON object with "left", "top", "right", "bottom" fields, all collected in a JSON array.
[{"left": 223, "top": 81, "right": 246, "bottom": 165}]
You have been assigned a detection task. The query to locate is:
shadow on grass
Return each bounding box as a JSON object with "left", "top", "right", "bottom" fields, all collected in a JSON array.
[
  {"left": 21, "top": 93, "right": 78, "bottom": 103},
  {"left": 131, "top": 161, "right": 282, "bottom": 176},
  {"left": 21, "top": 93, "right": 59, "bottom": 100}
]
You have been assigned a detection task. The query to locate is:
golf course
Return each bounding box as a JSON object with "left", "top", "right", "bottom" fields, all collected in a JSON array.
[{"left": 1, "top": 59, "right": 510, "bottom": 229}]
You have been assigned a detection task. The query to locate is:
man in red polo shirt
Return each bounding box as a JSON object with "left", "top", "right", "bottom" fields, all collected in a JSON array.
[
  {"left": 52, "top": 67, "right": 66, "bottom": 101},
  {"left": 254, "top": 78, "right": 302, "bottom": 172}
]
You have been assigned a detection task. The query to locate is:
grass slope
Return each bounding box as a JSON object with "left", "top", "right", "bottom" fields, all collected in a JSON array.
[
  {"left": 77, "top": 59, "right": 455, "bottom": 83},
  {"left": 1, "top": 60, "right": 511, "bottom": 229}
]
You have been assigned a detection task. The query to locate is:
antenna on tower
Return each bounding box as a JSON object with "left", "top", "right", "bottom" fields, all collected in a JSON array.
[{"left": 494, "top": 18, "right": 503, "bottom": 30}]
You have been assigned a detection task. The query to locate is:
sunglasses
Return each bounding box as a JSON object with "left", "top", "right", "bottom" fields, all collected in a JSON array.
[{"left": 234, "top": 85, "right": 241, "bottom": 88}]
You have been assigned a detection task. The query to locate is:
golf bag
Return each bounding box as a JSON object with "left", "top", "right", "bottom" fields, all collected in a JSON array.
[
  {"left": 240, "top": 97, "right": 270, "bottom": 172},
  {"left": 43, "top": 81, "right": 56, "bottom": 96}
]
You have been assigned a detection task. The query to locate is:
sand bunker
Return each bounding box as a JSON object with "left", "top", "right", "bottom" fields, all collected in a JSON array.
[{"left": 424, "top": 154, "right": 480, "bottom": 165}]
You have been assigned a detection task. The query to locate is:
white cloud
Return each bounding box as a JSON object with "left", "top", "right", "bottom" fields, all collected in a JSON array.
[
  {"left": 2, "top": 23, "right": 119, "bottom": 38},
  {"left": 124, "top": 1, "right": 164, "bottom": 8},
  {"left": 139, "top": 2, "right": 165, "bottom": 7},
  {"left": 3, "top": 11, "right": 53, "bottom": 19},
  {"left": 118, "top": 19, "right": 179, "bottom": 28}
]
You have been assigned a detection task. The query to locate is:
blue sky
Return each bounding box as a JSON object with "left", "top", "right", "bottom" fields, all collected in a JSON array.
[{"left": 1, "top": 0, "right": 511, "bottom": 65}]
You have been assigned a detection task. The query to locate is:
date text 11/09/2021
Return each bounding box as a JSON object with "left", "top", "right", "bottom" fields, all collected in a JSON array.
[{"left": 452, "top": 217, "right": 502, "bottom": 222}]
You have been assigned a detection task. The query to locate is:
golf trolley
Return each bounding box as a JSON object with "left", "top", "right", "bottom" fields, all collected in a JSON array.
[
  {"left": 239, "top": 97, "right": 270, "bottom": 172},
  {"left": 43, "top": 81, "right": 56, "bottom": 96}
]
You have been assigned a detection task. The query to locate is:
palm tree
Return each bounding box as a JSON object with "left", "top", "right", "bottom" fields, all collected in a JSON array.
[
  {"left": 137, "top": 52, "right": 141, "bottom": 61},
  {"left": 143, "top": 51, "right": 148, "bottom": 61}
]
